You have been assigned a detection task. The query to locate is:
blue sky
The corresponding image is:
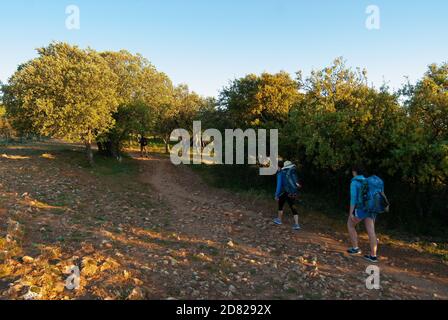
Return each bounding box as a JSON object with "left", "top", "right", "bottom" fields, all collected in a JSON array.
[{"left": 0, "top": 0, "right": 447, "bottom": 97}]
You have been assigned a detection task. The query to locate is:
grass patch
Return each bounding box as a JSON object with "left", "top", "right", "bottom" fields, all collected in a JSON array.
[
  {"left": 125, "top": 138, "right": 174, "bottom": 155},
  {"left": 86, "top": 154, "right": 138, "bottom": 177},
  {"left": 286, "top": 288, "right": 298, "bottom": 295},
  {"left": 57, "top": 148, "right": 139, "bottom": 177},
  {"left": 423, "top": 243, "right": 448, "bottom": 262},
  {"left": 192, "top": 164, "right": 274, "bottom": 196}
]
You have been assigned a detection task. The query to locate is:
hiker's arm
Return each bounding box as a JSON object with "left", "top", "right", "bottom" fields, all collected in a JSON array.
[
  {"left": 295, "top": 171, "right": 302, "bottom": 189},
  {"left": 381, "top": 192, "right": 390, "bottom": 212},
  {"left": 275, "top": 174, "right": 282, "bottom": 200},
  {"left": 349, "top": 183, "right": 357, "bottom": 217},
  {"left": 381, "top": 192, "right": 390, "bottom": 206},
  {"left": 349, "top": 205, "right": 356, "bottom": 219}
]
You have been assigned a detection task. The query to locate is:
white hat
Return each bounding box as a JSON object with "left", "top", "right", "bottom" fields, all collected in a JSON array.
[{"left": 283, "top": 161, "right": 294, "bottom": 169}]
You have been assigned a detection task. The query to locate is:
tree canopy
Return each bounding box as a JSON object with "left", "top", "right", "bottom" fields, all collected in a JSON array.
[
  {"left": 153, "top": 84, "right": 206, "bottom": 153},
  {"left": 96, "top": 50, "right": 174, "bottom": 157},
  {"left": 3, "top": 42, "right": 119, "bottom": 164},
  {"left": 219, "top": 71, "right": 301, "bottom": 128},
  {"left": 397, "top": 63, "right": 448, "bottom": 186}
]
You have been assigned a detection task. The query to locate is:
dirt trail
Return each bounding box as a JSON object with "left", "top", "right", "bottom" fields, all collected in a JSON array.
[{"left": 135, "top": 153, "right": 448, "bottom": 300}]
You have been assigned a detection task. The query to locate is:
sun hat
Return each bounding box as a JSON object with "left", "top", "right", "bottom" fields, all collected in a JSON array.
[{"left": 283, "top": 161, "right": 294, "bottom": 169}]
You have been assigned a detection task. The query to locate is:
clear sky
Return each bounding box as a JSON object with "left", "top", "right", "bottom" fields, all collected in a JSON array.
[{"left": 0, "top": 0, "right": 447, "bottom": 97}]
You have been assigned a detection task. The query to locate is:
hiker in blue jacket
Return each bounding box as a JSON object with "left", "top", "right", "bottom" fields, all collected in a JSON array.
[
  {"left": 274, "top": 161, "right": 302, "bottom": 231},
  {"left": 347, "top": 166, "right": 389, "bottom": 263}
]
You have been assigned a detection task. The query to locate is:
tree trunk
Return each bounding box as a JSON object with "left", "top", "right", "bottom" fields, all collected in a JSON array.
[
  {"left": 97, "top": 139, "right": 121, "bottom": 159},
  {"left": 111, "top": 141, "right": 120, "bottom": 159},
  {"left": 163, "top": 136, "right": 170, "bottom": 154},
  {"left": 97, "top": 141, "right": 106, "bottom": 155},
  {"left": 85, "top": 139, "right": 94, "bottom": 166}
]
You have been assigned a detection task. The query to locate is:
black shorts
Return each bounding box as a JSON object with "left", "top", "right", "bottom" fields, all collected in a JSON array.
[{"left": 278, "top": 193, "right": 298, "bottom": 215}]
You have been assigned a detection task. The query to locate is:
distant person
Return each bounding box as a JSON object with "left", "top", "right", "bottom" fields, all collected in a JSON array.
[
  {"left": 139, "top": 135, "right": 148, "bottom": 158},
  {"left": 347, "top": 166, "right": 390, "bottom": 263},
  {"left": 274, "top": 161, "right": 302, "bottom": 231}
]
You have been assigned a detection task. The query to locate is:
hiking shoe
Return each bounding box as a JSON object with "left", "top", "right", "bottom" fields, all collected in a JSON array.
[
  {"left": 364, "top": 255, "right": 379, "bottom": 263},
  {"left": 292, "top": 224, "right": 301, "bottom": 231},
  {"left": 273, "top": 218, "right": 282, "bottom": 225},
  {"left": 347, "top": 247, "right": 362, "bottom": 255}
]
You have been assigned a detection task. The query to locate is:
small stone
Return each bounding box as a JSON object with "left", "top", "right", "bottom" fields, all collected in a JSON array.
[
  {"left": 192, "top": 290, "right": 200, "bottom": 297},
  {"left": 127, "top": 287, "right": 145, "bottom": 300},
  {"left": 22, "top": 256, "right": 34, "bottom": 264}
]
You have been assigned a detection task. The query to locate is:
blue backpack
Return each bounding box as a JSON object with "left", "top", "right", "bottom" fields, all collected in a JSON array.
[
  {"left": 366, "top": 175, "right": 388, "bottom": 214},
  {"left": 283, "top": 167, "right": 298, "bottom": 196},
  {"left": 353, "top": 177, "right": 370, "bottom": 212}
]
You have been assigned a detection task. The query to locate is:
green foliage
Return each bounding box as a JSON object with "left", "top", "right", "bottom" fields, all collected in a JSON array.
[
  {"left": 5, "top": 42, "right": 119, "bottom": 142},
  {"left": 196, "top": 97, "right": 233, "bottom": 132},
  {"left": 3, "top": 42, "right": 119, "bottom": 163},
  {"left": 96, "top": 51, "right": 173, "bottom": 156},
  {"left": 97, "top": 101, "right": 153, "bottom": 157},
  {"left": 106, "top": 51, "right": 173, "bottom": 109},
  {"left": 101, "top": 50, "right": 173, "bottom": 121},
  {"left": 152, "top": 84, "right": 206, "bottom": 152},
  {"left": 0, "top": 103, "right": 14, "bottom": 142},
  {"left": 219, "top": 71, "right": 301, "bottom": 128},
  {"left": 285, "top": 58, "right": 404, "bottom": 173},
  {"left": 396, "top": 63, "right": 448, "bottom": 186},
  {"left": 212, "top": 58, "right": 447, "bottom": 235}
]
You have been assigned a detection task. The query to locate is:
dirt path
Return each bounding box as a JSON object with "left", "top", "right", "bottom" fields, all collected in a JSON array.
[{"left": 135, "top": 153, "right": 448, "bottom": 300}]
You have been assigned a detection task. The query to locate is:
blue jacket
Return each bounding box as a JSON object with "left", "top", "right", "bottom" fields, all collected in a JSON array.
[{"left": 275, "top": 171, "right": 284, "bottom": 199}]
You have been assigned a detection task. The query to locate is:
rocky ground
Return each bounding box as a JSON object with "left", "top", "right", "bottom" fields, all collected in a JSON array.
[{"left": 0, "top": 141, "right": 447, "bottom": 300}]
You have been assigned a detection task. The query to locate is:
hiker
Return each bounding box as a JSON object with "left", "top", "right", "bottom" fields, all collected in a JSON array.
[
  {"left": 347, "top": 166, "right": 390, "bottom": 263},
  {"left": 139, "top": 135, "right": 149, "bottom": 158},
  {"left": 274, "top": 160, "right": 302, "bottom": 231}
]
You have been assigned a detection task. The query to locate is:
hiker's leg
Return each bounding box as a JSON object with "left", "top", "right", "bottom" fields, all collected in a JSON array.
[
  {"left": 347, "top": 216, "right": 361, "bottom": 249},
  {"left": 364, "top": 218, "right": 378, "bottom": 257},
  {"left": 277, "top": 194, "right": 287, "bottom": 221},
  {"left": 293, "top": 215, "right": 299, "bottom": 225},
  {"left": 287, "top": 197, "right": 299, "bottom": 225},
  {"left": 277, "top": 210, "right": 284, "bottom": 221}
]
